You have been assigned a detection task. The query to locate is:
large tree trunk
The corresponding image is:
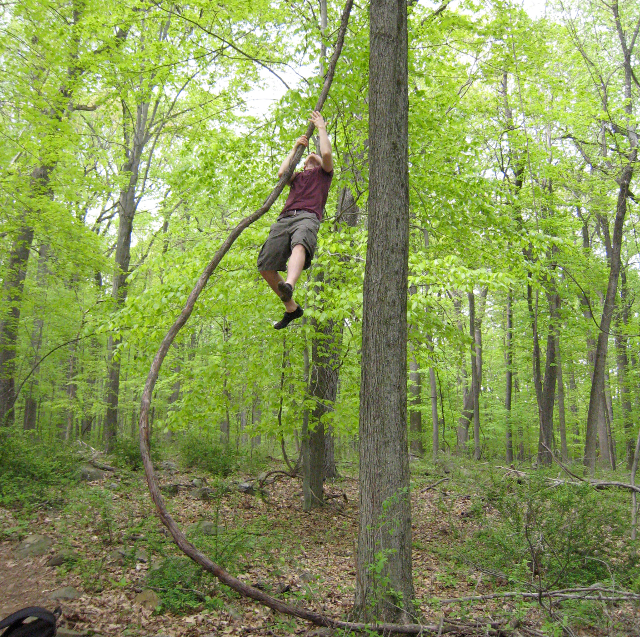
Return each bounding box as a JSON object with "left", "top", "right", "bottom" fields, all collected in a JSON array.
[
  {"left": 354, "top": 0, "right": 413, "bottom": 622},
  {"left": 23, "top": 244, "right": 50, "bottom": 431},
  {"left": 103, "top": 200, "right": 135, "bottom": 447},
  {"left": 304, "top": 315, "right": 340, "bottom": 509},
  {"left": 0, "top": 212, "right": 39, "bottom": 425}
]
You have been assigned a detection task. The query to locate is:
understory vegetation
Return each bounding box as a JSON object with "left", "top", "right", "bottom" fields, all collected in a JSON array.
[{"left": 1, "top": 432, "right": 639, "bottom": 635}]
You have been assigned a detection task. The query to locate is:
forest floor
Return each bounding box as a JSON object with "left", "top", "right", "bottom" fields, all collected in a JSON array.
[{"left": 1, "top": 450, "right": 639, "bottom": 637}]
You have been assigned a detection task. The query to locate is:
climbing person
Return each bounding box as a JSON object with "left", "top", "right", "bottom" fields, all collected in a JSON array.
[{"left": 257, "top": 110, "right": 334, "bottom": 329}]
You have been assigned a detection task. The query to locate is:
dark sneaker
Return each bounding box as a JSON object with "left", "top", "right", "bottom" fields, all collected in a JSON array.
[
  {"left": 277, "top": 281, "right": 293, "bottom": 302},
  {"left": 274, "top": 305, "right": 303, "bottom": 330}
]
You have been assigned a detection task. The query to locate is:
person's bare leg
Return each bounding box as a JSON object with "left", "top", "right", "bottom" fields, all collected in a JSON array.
[
  {"left": 260, "top": 270, "right": 297, "bottom": 312},
  {"left": 285, "top": 244, "right": 307, "bottom": 289}
]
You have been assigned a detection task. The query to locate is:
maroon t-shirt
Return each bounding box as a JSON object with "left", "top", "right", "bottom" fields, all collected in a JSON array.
[{"left": 280, "top": 166, "right": 333, "bottom": 221}]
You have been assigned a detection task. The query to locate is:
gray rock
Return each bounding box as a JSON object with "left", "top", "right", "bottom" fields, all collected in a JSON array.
[
  {"left": 135, "top": 548, "right": 148, "bottom": 563},
  {"left": 56, "top": 629, "right": 90, "bottom": 637},
  {"left": 107, "top": 548, "right": 126, "bottom": 565},
  {"left": 134, "top": 589, "right": 160, "bottom": 610},
  {"left": 48, "top": 586, "right": 82, "bottom": 600},
  {"left": 436, "top": 460, "right": 454, "bottom": 474},
  {"left": 226, "top": 608, "right": 242, "bottom": 621},
  {"left": 192, "top": 486, "right": 215, "bottom": 501},
  {"left": 257, "top": 472, "right": 268, "bottom": 483},
  {"left": 192, "top": 520, "right": 220, "bottom": 536},
  {"left": 79, "top": 465, "right": 105, "bottom": 481},
  {"left": 47, "top": 549, "right": 79, "bottom": 567},
  {"left": 157, "top": 461, "right": 178, "bottom": 473},
  {"left": 191, "top": 478, "right": 205, "bottom": 488},
  {"left": 238, "top": 481, "right": 255, "bottom": 494},
  {"left": 14, "top": 534, "right": 54, "bottom": 559},
  {"left": 308, "top": 629, "right": 336, "bottom": 637}
]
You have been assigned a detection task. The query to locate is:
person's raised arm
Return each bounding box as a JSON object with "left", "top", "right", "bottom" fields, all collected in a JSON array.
[
  {"left": 310, "top": 111, "right": 333, "bottom": 173},
  {"left": 278, "top": 136, "right": 309, "bottom": 182}
]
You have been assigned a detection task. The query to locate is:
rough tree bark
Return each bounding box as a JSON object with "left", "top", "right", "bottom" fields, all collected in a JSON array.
[{"left": 353, "top": 0, "right": 413, "bottom": 622}]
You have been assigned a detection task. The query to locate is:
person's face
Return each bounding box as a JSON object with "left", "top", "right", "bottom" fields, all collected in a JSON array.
[{"left": 304, "top": 153, "right": 321, "bottom": 170}]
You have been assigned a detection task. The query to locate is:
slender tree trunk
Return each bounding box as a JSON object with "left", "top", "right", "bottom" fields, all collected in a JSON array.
[
  {"left": 615, "top": 269, "right": 633, "bottom": 468},
  {"left": 505, "top": 291, "right": 514, "bottom": 463},
  {"left": 65, "top": 340, "right": 77, "bottom": 441},
  {"left": 304, "top": 0, "right": 343, "bottom": 487},
  {"left": 538, "top": 291, "right": 560, "bottom": 465},
  {"left": 355, "top": 0, "right": 413, "bottom": 621},
  {"left": 408, "top": 283, "right": 423, "bottom": 457},
  {"left": 408, "top": 345, "right": 423, "bottom": 457},
  {"left": 469, "top": 292, "right": 480, "bottom": 460},
  {"left": 585, "top": 1, "right": 638, "bottom": 473},
  {"left": 556, "top": 336, "right": 568, "bottom": 462},
  {"left": 104, "top": 96, "right": 154, "bottom": 448},
  {"left": 427, "top": 337, "right": 438, "bottom": 462},
  {"left": 585, "top": 165, "right": 633, "bottom": 473},
  {"left": 103, "top": 197, "right": 136, "bottom": 447}
]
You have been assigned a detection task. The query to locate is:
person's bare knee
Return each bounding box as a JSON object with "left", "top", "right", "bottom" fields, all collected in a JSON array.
[{"left": 286, "top": 245, "right": 307, "bottom": 288}]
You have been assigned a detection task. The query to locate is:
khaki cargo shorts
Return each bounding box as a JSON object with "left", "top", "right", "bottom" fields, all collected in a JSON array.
[{"left": 257, "top": 211, "right": 321, "bottom": 272}]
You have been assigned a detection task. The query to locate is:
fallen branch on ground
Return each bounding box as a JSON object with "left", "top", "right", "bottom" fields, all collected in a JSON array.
[
  {"left": 258, "top": 470, "right": 297, "bottom": 487},
  {"left": 497, "top": 466, "right": 640, "bottom": 494},
  {"left": 421, "top": 477, "right": 450, "bottom": 492},
  {"left": 436, "top": 585, "right": 640, "bottom": 605},
  {"left": 89, "top": 459, "right": 117, "bottom": 472}
]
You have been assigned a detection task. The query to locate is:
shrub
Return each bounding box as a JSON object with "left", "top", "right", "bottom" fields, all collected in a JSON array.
[
  {"left": 177, "top": 431, "right": 238, "bottom": 476},
  {"left": 462, "top": 471, "right": 640, "bottom": 591},
  {"left": 146, "top": 557, "right": 227, "bottom": 614},
  {"left": 0, "top": 429, "right": 78, "bottom": 509},
  {"left": 110, "top": 435, "right": 162, "bottom": 471}
]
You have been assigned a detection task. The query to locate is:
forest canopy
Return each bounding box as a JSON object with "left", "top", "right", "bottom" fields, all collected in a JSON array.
[{"left": 2, "top": 0, "right": 640, "bottom": 634}]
